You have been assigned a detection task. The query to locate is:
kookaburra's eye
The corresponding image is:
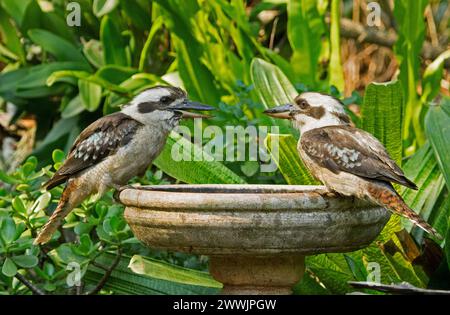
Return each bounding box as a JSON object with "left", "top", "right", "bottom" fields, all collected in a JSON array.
[
  {"left": 298, "top": 99, "right": 309, "bottom": 109},
  {"left": 160, "top": 96, "right": 172, "bottom": 104}
]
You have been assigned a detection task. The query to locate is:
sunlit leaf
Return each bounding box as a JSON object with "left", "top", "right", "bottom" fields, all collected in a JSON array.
[{"left": 129, "top": 255, "right": 222, "bottom": 288}]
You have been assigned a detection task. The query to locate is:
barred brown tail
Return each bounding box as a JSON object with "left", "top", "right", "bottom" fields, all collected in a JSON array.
[
  {"left": 367, "top": 184, "right": 443, "bottom": 240},
  {"left": 34, "top": 182, "right": 80, "bottom": 245}
]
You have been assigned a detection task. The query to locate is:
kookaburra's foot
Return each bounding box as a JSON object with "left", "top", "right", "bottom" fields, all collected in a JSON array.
[{"left": 113, "top": 185, "right": 135, "bottom": 203}]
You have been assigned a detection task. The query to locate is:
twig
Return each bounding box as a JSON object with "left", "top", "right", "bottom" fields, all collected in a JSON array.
[
  {"left": 86, "top": 248, "right": 122, "bottom": 295},
  {"left": 15, "top": 273, "right": 45, "bottom": 295},
  {"left": 269, "top": 17, "right": 279, "bottom": 51},
  {"left": 337, "top": 18, "right": 450, "bottom": 68},
  {"left": 348, "top": 281, "right": 450, "bottom": 295},
  {"left": 90, "top": 261, "right": 109, "bottom": 271},
  {"left": 425, "top": 5, "right": 439, "bottom": 47}
]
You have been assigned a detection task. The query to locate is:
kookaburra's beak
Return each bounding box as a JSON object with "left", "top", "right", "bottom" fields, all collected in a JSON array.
[
  {"left": 263, "top": 104, "right": 294, "bottom": 119},
  {"left": 169, "top": 100, "right": 215, "bottom": 118}
]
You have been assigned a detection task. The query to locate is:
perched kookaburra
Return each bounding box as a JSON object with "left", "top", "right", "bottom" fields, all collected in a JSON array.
[
  {"left": 34, "top": 86, "right": 213, "bottom": 244},
  {"left": 264, "top": 92, "right": 441, "bottom": 239}
]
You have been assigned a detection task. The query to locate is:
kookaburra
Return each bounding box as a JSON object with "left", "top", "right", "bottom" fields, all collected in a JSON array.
[
  {"left": 264, "top": 92, "right": 441, "bottom": 239},
  {"left": 34, "top": 86, "right": 213, "bottom": 245}
]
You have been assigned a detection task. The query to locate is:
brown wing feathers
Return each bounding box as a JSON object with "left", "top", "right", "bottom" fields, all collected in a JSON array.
[
  {"left": 301, "top": 125, "right": 418, "bottom": 190},
  {"left": 44, "top": 112, "right": 142, "bottom": 190}
]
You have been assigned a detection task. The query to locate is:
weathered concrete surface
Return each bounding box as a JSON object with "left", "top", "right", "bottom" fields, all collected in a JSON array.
[
  {"left": 120, "top": 184, "right": 390, "bottom": 294},
  {"left": 210, "top": 255, "right": 305, "bottom": 295}
]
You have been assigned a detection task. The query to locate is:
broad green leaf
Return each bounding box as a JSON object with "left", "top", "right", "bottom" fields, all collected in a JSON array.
[
  {"left": 0, "top": 62, "right": 89, "bottom": 100},
  {"left": 421, "top": 50, "right": 450, "bottom": 102},
  {"left": 400, "top": 143, "right": 446, "bottom": 237},
  {"left": 93, "top": 0, "right": 119, "bottom": 17},
  {"left": 425, "top": 98, "right": 450, "bottom": 192},
  {"left": 0, "top": 0, "right": 32, "bottom": 26},
  {"left": 139, "top": 16, "right": 164, "bottom": 71},
  {"left": 361, "top": 81, "right": 404, "bottom": 164},
  {"left": 446, "top": 218, "right": 450, "bottom": 270},
  {"left": 61, "top": 94, "right": 85, "bottom": 119},
  {"left": 129, "top": 255, "right": 222, "bottom": 288},
  {"left": 82, "top": 39, "right": 104, "bottom": 68},
  {"left": 100, "top": 16, "right": 129, "bottom": 66},
  {"left": 294, "top": 270, "right": 330, "bottom": 295},
  {"left": 0, "top": 8, "right": 25, "bottom": 63},
  {"left": 329, "top": 0, "right": 344, "bottom": 91},
  {"left": 250, "top": 58, "right": 296, "bottom": 134},
  {"left": 431, "top": 196, "right": 450, "bottom": 237},
  {"left": 28, "top": 29, "right": 87, "bottom": 64},
  {"left": 11, "top": 255, "right": 38, "bottom": 268},
  {"left": 82, "top": 252, "right": 219, "bottom": 295},
  {"left": 78, "top": 79, "right": 102, "bottom": 112},
  {"left": 361, "top": 81, "right": 405, "bottom": 239},
  {"left": 306, "top": 254, "right": 354, "bottom": 294},
  {"left": 121, "top": 0, "right": 151, "bottom": 31},
  {"left": 153, "top": 131, "right": 245, "bottom": 184},
  {"left": 2, "top": 258, "right": 17, "bottom": 277},
  {"left": 32, "top": 117, "right": 78, "bottom": 162},
  {"left": 17, "top": 62, "right": 91, "bottom": 91},
  {"left": 380, "top": 248, "right": 427, "bottom": 288},
  {"left": 96, "top": 65, "right": 138, "bottom": 85},
  {"left": 394, "top": 0, "right": 428, "bottom": 144},
  {"left": 154, "top": 0, "right": 221, "bottom": 105},
  {"left": 287, "top": 0, "right": 325, "bottom": 87},
  {"left": 265, "top": 134, "right": 318, "bottom": 185},
  {"left": 344, "top": 254, "right": 368, "bottom": 281},
  {"left": 250, "top": 58, "right": 297, "bottom": 108},
  {"left": 47, "top": 70, "right": 129, "bottom": 95}
]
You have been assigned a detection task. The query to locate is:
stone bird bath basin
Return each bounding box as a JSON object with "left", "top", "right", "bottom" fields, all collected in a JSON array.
[{"left": 119, "top": 184, "right": 390, "bottom": 294}]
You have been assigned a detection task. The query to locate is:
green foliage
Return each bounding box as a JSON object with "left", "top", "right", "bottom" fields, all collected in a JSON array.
[
  {"left": 252, "top": 59, "right": 447, "bottom": 294},
  {"left": 0, "top": 0, "right": 448, "bottom": 295},
  {"left": 154, "top": 132, "right": 246, "bottom": 185},
  {"left": 361, "top": 82, "right": 404, "bottom": 164},
  {"left": 329, "top": 0, "right": 345, "bottom": 91},
  {"left": 394, "top": 0, "right": 429, "bottom": 148}
]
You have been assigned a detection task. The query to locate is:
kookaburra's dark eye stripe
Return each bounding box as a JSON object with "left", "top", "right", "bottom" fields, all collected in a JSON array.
[
  {"left": 305, "top": 105, "right": 325, "bottom": 119},
  {"left": 331, "top": 111, "right": 351, "bottom": 124},
  {"left": 138, "top": 101, "right": 160, "bottom": 113}
]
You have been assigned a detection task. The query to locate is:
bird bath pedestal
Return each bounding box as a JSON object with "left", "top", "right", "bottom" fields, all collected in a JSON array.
[{"left": 119, "top": 184, "right": 390, "bottom": 295}]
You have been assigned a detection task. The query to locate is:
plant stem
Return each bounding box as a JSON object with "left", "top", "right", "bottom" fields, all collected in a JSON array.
[
  {"left": 15, "top": 273, "right": 45, "bottom": 295},
  {"left": 85, "top": 248, "right": 122, "bottom": 295}
]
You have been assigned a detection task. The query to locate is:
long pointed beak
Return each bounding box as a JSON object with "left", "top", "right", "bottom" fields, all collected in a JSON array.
[
  {"left": 169, "top": 100, "right": 215, "bottom": 119},
  {"left": 263, "top": 104, "right": 294, "bottom": 119}
]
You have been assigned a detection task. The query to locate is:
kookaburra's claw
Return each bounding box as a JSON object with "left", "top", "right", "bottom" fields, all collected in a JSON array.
[{"left": 113, "top": 185, "right": 135, "bottom": 203}]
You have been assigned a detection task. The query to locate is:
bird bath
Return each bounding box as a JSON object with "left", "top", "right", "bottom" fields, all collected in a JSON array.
[{"left": 119, "top": 184, "right": 390, "bottom": 295}]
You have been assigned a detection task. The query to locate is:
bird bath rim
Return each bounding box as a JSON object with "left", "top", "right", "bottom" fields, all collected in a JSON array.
[
  {"left": 119, "top": 184, "right": 390, "bottom": 256},
  {"left": 119, "top": 184, "right": 390, "bottom": 295}
]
